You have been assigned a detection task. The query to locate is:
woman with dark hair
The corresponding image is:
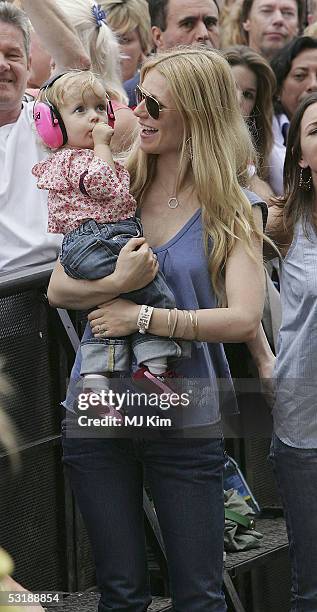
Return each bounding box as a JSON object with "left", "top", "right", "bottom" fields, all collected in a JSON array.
[
  {"left": 270, "top": 36, "right": 317, "bottom": 195},
  {"left": 223, "top": 45, "right": 276, "bottom": 199},
  {"left": 267, "top": 92, "right": 317, "bottom": 611}
]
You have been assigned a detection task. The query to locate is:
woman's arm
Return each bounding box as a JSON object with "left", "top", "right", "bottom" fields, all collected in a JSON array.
[
  {"left": 247, "top": 323, "right": 276, "bottom": 408},
  {"left": 248, "top": 174, "right": 275, "bottom": 207},
  {"left": 247, "top": 323, "right": 276, "bottom": 378},
  {"left": 48, "top": 260, "right": 120, "bottom": 309},
  {"left": 266, "top": 204, "right": 290, "bottom": 258},
  {"left": 90, "top": 207, "right": 265, "bottom": 343},
  {"left": 47, "top": 237, "right": 159, "bottom": 309}
]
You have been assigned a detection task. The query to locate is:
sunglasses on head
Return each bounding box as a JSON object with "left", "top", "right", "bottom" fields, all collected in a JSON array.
[{"left": 135, "top": 85, "right": 166, "bottom": 120}]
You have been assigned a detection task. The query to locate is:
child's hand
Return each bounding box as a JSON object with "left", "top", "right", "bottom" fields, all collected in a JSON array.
[{"left": 92, "top": 122, "right": 114, "bottom": 146}]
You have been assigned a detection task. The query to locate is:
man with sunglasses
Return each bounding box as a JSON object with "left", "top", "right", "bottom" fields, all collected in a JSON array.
[{"left": 149, "top": 0, "right": 220, "bottom": 51}]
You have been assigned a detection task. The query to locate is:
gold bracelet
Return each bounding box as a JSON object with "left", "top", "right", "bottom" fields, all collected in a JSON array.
[
  {"left": 186, "top": 310, "right": 194, "bottom": 340},
  {"left": 171, "top": 308, "right": 179, "bottom": 338},
  {"left": 184, "top": 310, "right": 198, "bottom": 340},
  {"left": 167, "top": 309, "right": 173, "bottom": 338},
  {"left": 178, "top": 310, "right": 187, "bottom": 338},
  {"left": 191, "top": 309, "right": 199, "bottom": 340},
  {"left": 183, "top": 310, "right": 189, "bottom": 339},
  {"left": 168, "top": 308, "right": 178, "bottom": 338}
]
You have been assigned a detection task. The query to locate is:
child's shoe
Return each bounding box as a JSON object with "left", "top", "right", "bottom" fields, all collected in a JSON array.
[{"left": 132, "top": 366, "right": 179, "bottom": 395}]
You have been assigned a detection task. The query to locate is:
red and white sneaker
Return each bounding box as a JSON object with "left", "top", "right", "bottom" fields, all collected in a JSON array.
[{"left": 132, "top": 366, "right": 179, "bottom": 395}]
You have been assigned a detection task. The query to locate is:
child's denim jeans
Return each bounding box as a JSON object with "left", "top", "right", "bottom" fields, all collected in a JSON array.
[{"left": 60, "top": 217, "right": 188, "bottom": 374}]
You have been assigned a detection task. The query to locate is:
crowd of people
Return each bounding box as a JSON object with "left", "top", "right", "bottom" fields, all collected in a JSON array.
[{"left": 1, "top": 0, "right": 317, "bottom": 610}]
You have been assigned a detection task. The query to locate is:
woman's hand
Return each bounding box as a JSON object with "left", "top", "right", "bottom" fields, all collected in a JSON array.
[
  {"left": 257, "top": 354, "right": 276, "bottom": 411},
  {"left": 257, "top": 353, "right": 276, "bottom": 381},
  {"left": 88, "top": 298, "right": 141, "bottom": 337},
  {"left": 247, "top": 323, "right": 276, "bottom": 410},
  {"left": 112, "top": 237, "right": 159, "bottom": 294}
]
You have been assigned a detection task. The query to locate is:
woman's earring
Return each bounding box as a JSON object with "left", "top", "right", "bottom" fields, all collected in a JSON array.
[
  {"left": 185, "top": 137, "right": 193, "bottom": 161},
  {"left": 299, "top": 167, "right": 312, "bottom": 191}
]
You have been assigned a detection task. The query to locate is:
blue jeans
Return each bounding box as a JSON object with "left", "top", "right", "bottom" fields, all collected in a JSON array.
[
  {"left": 62, "top": 429, "right": 227, "bottom": 612},
  {"left": 60, "top": 218, "right": 186, "bottom": 374},
  {"left": 269, "top": 434, "right": 317, "bottom": 612}
]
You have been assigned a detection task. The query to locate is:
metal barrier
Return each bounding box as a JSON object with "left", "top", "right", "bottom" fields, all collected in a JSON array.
[{"left": 0, "top": 263, "right": 89, "bottom": 592}]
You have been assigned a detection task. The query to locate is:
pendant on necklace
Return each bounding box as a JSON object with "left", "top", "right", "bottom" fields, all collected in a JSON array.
[{"left": 168, "top": 197, "right": 179, "bottom": 209}]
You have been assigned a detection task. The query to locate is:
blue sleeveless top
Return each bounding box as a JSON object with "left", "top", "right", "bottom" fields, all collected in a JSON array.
[
  {"left": 273, "top": 219, "right": 317, "bottom": 448},
  {"left": 63, "top": 189, "right": 266, "bottom": 430}
]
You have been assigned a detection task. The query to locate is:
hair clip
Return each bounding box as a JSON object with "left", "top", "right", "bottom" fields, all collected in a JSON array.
[{"left": 92, "top": 4, "right": 107, "bottom": 28}]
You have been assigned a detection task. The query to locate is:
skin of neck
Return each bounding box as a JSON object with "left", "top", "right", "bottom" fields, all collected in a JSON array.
[
  {"left": 0, "top": 103, "right": 23, "bottom": 127},
  {"left": 155, "top": 151, "right": 193, "bottom": 192}
]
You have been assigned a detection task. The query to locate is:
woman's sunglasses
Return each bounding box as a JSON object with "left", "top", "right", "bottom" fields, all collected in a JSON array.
[{"left": 135, "top": 85, "right": 167, "bottom": 120}]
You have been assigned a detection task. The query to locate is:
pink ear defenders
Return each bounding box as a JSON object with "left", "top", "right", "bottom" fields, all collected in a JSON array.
[
  {"left": 33, "top": 72, "right": 116, "bottom": 149},
  {"left": 33, "top": 73, "right": 68, "bottom": 149},
  {"left": 107, "top": 99, "right": 115, "bottom": 129}
]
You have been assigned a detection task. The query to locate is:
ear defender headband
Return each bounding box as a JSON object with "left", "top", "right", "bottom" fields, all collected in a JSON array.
[
  {"left": 33, "top": 72, "right": 116, "bottom": 149},
  {"left": 33, "top": 73, "right": 68, "bottom": 149},
  {"left": 107, "top": 99, "right": 115, "bottom": 129},
  {"left": 33, "top": 72, "right": 67, "bottom": 149}
]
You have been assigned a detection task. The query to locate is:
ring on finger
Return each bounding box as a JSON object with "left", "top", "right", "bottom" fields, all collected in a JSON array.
[{"left": 100, "top": 330, "right": 107, "bottom": 337}]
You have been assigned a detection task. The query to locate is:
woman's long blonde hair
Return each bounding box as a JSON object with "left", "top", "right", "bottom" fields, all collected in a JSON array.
[
  {"left": 126, "top": 47, "right": 263, "bottom": 303},
  {"left": 219, "top": 0, "right": 245, "bottom": 49}
]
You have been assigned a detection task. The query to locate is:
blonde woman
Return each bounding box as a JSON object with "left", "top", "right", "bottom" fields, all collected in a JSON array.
[
  {"left": 219, "top": 0, "right": 245, "bottom": 49},
  {"left": 100, "top": 0, "right": 152, "bottom": 106},
  {"left": 48, "top": 48, "right": 266, "bottom": 611},
  {"left": 54, "top": 0, "right": 138, "bottom": 151}
]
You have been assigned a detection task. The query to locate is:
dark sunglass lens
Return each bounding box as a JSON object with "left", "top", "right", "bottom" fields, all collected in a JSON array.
[
  {"left": 146, "top": 95, "right": 159, "bottom": 120},
  {"left": 136, "top": 87, "right": 159, "bottom": 120},
  {"left": 135, "top": 86, "right": 143, "bottom": 104}
]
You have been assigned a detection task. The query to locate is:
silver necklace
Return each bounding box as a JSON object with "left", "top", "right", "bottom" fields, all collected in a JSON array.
[
  {"left": 157, "top": 180, "right": 180, "bottom": 208},
  {"left": 167, "top": 196, "right": 179, "bottom": 209}
]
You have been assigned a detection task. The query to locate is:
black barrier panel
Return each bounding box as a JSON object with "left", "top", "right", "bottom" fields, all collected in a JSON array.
[
  {"left": 0, "top": 440, "right": 67, "bottom": 591},
  {"left": 0, "top": 268, "right": 70, "bottom": 591},
  {"left": 251, "top": 555, "right": 291, "bottom": 612},
  {"left": 0, "top": 289, "right": 62, "bottom": 447},
  {"left": 243, "top": 437, "right": 280, "bottom": 508}
]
